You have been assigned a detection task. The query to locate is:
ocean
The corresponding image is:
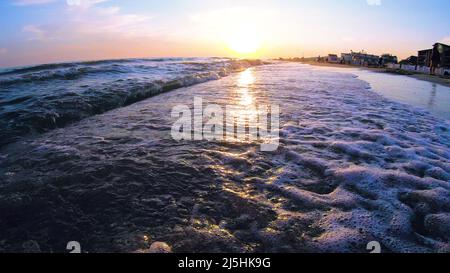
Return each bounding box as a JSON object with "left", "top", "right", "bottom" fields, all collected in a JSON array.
[
  {"left": 0, "top": 57, "right": 262, "bottom": 147},
  {"left": 0, "top": 61, "right": 449, "bottom": 253}
]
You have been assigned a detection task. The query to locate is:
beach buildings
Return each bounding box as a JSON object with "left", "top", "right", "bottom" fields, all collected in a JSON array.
[
  {"left": 380, "top": 54, "right": 398, "bottom": 65},
  {"left": 418, "top": 43, "right": 450, "bottom": 68},
  {"left": 302, "top": 42, "right": 449, "bottom": 75},
  {"left": 340, "top": 51, "right": 379, "bottom": 66},
  {"left": 386, "top": 42, "right": 450, "bottom": 76},
  {"left": 418, "top": 49, "right": 432, "bottom": 67},
  {"left": 341, "top": 53, "right": 352, "bottom": 64},
  {"left": 399, "top": 56, "right": 418, "bottom": 66},
  {"left": 327, "top": 54, "right": 339, "bottom": 63},
  {"left": 410, "top": 42, "right": 450, "bottom": 75}
]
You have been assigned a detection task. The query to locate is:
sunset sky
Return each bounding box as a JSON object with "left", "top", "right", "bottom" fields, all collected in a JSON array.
[{"left": 0, "top": 0, "right": 449, "bottom": 67}]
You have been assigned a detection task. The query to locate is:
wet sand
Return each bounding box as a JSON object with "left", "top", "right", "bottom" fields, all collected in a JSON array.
[
  {"left": 299, "top": 61, "right": 450, "bottom": 88},
  {"left": 306, "top": 63, "right": 450, "bottom": 120}
]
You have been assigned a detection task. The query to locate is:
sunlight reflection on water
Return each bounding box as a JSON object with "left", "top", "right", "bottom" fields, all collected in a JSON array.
[{"left": 237, "top": 69, "right": 256, "bottom": 107}]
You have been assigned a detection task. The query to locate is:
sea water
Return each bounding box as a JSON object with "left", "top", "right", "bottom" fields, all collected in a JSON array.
[{"left": 0, "top": 62, "right": 448, "bottom": 253}]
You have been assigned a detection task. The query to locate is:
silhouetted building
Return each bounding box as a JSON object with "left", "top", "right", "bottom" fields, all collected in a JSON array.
[
  {"left": 341, "top": 51, "right": 379, "bottom": 66},
  {"left": 327, "top": 54, "right": 339, "bottom": 63},
  {"left": 380, "top": 54, "right": 398, "bottom": 65},
  {"left": 341, "top": 53, "right": 352, "bottom": 64},
  {"left": 400, "top": 56, "right": 418, "bottom": 66},
  {"left": 418, "top": 49, "right": 432, "bottom": 67},
  {"left": 418, "top": 43, "right": 450, "bottom": 68}
]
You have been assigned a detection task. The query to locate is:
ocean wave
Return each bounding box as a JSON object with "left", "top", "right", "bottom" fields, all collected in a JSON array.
[
  {"left": 0, "top": 66, "right": 128, "bottom": 86},
  {"left": 0, "top": 58, "right": 264, "bottom": 147},
  {"left": 0, "top": 57, "right": 228, "bottom": 76},
  {"left": 0, "top": 63, "right": 448, "bottom": 252},
  {"left": 0, "top": 58, "right": 142, "bottom": 76}
]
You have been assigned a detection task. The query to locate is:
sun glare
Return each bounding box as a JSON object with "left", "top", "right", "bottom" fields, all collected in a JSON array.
[{"left": 227, "top": 28, "right": 262, "bottom": 56}]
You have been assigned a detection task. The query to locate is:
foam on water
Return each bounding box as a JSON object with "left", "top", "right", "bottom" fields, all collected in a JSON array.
[
  {"left": 0, "top": 57, "right": 263, "bottom": 147},
  {"left": 0, "top": 63, "right": 448, "bottom": 253},
  {"left": 308, "top": 65, "right": 450, "bottom": 120}
]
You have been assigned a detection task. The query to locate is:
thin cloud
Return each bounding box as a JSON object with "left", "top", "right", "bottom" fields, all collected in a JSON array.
[
  {"left": 66, "top": 0, "right": 108, "bottom": 8},
  {"left": 13, "top": 0, "right": 57, "bottom": 6},
  {"left": 19, "top": 3, "right": 157, "bottom": 42},
  {"left": 366, "top": 0, "right": 382, "bottom": 6},
  {"left": 67, "top": 5, "right": 155, "bottom": 38},
  {"left": 22, "top": 25, "right": 46, "bottom": 40},
  {"left": 440, "top": 37, "right": 450, "bottom": 45}
]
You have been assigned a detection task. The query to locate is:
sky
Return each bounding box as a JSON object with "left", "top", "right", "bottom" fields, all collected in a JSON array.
[{"left": 0, "top": 0, "right": 449, "bottom": 67}]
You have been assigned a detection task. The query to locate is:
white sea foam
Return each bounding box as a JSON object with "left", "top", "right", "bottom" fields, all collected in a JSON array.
[{"left": 0, "top": 62, "right": 448, "bottom": 253}]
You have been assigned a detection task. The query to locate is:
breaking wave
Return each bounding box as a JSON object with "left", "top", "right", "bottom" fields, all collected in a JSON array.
[
  {"left": 0, "top": 63, "right": 448, "bottom": 253},
  {"left": 0, "top": 58, "right": 264, "bottom": 147}
]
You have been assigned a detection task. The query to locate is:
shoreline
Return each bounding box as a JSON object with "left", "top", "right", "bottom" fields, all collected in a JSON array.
[
  {"left": 1, "top": 63, "right": 448, "bottom": 253},
  {"left": 294, "top": 61, "right": 450, "bottom": 88},
  {"left": 0, "top": 58, "right": 264, "bottom": 149}
]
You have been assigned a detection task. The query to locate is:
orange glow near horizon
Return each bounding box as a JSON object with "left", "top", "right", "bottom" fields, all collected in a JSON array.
[
  {"left": 226, "top": 27, "right": 263, "bottom": 57},
  {"left": 1, "top": 2, "right": 445, "bottom": 68}
]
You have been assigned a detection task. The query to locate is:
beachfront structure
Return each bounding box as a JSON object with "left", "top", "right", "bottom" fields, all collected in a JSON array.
[
  {"left": 400, "top": 56, "right": 418, "bottom": 66},
  {"left": 341, "top": 53, "right": 353, "bottom": 64},
  {"left": 380, "top": 54, "right": 398, "bottom": 65},
  {"left": 389, "top": 54, "right": 450, "bottom": 76},
  {"left": 418, "top": 43, "right": 450, "bottom": 68},
  {"left": 327, "top": 54, "right": 339, "bottom": 63},
  {"left": 418, "top": 49, "right": 432, "bottom": 67},
  {"left": 341, "top": 51, "right": 380, "bottom": 66}
]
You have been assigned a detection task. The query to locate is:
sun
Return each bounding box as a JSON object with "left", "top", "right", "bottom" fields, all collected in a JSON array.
[{"left": 227, "top": 28, "right": 262, "bottom": 56}]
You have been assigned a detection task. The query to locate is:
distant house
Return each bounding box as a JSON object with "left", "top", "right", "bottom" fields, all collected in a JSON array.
[
  {"left": 327, "top": 54, "right": 339, "bottom": 63},
  {"left": 380, "top": 54, "right": 398, "bottom": 65},
  {"left": 400, "top": 56, "right": 418, "bottom": 66},
  {"left": 418, "top": 49, "right": 432, "bottom": 67},
  {"left": 418, "top": 43, "right": 450, "bottom": 68},
  {"left": 341, "top": 51, "right": 379, "bottom": 66},
  {"left": 341, "top": 53, "right": 352, "bottom": 64}
]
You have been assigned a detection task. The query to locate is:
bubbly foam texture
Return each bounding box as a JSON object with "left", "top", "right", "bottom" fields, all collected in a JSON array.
[{"left": 0, "top": 63, "right": 448, "bottom": 253}]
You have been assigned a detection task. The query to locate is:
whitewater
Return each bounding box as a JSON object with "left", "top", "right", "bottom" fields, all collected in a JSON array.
[
  {"left": 0, "top": 62, "right": 449, "bottom": 253},
  {"left": 0, "top": 58, "right": 262, "bottom": 147}
]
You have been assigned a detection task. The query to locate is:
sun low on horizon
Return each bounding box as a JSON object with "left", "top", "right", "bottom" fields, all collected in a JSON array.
[
  {"left": 225, "top": 27, "right": 263, "bottom": 58},
  {"left": 1, "top": 0, "right": 449, "bottom": 67}
]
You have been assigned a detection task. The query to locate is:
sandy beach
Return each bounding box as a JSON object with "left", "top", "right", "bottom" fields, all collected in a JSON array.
[{"left": 298, "top": 61, "right": 450, "bottom": 88}]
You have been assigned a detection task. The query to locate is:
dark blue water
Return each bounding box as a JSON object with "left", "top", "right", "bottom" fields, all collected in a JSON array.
[
  {"left": 0, "top": 58, "right": 262, "bottom": 147},
  {"left": 0, "top": 63, "right": 448, "bottom": 253}
]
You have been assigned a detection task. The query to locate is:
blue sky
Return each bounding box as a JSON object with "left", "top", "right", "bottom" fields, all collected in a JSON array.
[{"left": 0, "top": 0, "right": 449, "bottom": 67}]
